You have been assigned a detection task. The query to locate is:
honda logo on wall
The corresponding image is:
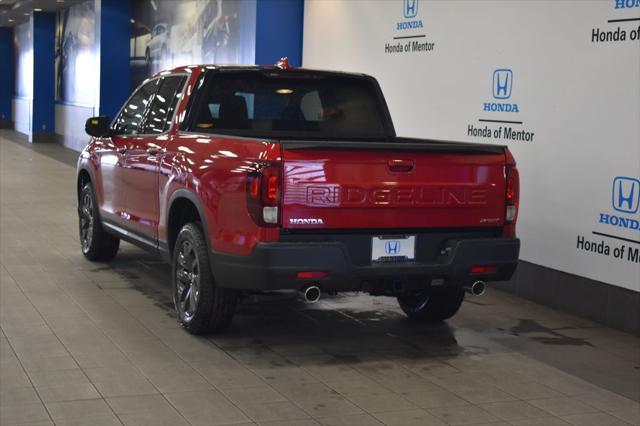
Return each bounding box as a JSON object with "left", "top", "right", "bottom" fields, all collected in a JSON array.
[
  {"left": 612, "top": 177, "right": 640, "bottom": 214},
  {"left": 482, "top": 68, "right": 519, "bottom": 113},
  {"left": 404, "top": 0, "right": 418, "bottom": 18},
  {"left": 493, "top": 69, "right": 513, "bottom": 99}
]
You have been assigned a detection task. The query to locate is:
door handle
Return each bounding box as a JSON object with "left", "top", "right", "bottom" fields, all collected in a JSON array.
[{"left": 146, "top": 148, "right": 162, "bottom": 155}]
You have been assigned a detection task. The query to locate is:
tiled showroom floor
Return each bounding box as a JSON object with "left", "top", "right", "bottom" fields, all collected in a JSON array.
[{"left": 1, "top": 131, "right": 639, "bottom": 426}]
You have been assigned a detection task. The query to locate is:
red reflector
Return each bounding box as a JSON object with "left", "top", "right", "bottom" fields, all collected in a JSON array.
[
  {"left": 267, "top": 175, "right": 278, "bottom": 201},
  {"left": 296, "top": 271, "right": 328, "bottom": 279},
  {"left": 471, "top": 265, "right": 496, "bottom": 274}
]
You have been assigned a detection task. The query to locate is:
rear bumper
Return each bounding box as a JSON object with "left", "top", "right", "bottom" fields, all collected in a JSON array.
[{"left": 211, "top": 237, "right": 520, "bottom": 292}]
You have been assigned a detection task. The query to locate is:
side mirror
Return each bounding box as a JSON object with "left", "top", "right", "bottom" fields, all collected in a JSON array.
[{"left": 85, "top": 116, "right": 112, "bottom": 137}]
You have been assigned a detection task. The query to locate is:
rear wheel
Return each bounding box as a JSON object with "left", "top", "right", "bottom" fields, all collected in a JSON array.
[
  {"left": 79, "top": 182, "right": 120, "bottom": 261},
  {"left": 397, "top": 287, "right": 465, "bottom": 322},
  {"left": 172, "top": 223, "right": 237, "bottom": 334}
]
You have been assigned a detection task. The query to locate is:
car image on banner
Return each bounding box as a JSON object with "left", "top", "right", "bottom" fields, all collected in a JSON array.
[{"left": 130, "top": 0, "right": 246, "bottom": 90}]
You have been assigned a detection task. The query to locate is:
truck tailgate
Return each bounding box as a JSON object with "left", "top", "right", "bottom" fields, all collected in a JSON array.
[{"left": 281, "top": 145, "right": 506, "bottom": 230}]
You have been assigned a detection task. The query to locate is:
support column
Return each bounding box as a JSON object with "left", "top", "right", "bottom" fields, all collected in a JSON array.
[
  {"left": 96, "top": 0, "right": 132, "bottom": 119},
  {"left": 255, "top": 0, "right": 304, "bottom": 66},
  {"left": 0, "top": 27, "right": 13, "bottom": 128},
  {"left": 31, "top": 12, "right": 56, "bottom": 142}
]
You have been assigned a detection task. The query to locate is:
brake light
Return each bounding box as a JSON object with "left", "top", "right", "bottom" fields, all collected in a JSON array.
[
  {"left": 503, "top": 148, "right": 519, "bottom": 238},
  {"left": 246, "top": 163, "right": 281, "bottom": 227},
  {"left": 267, "top": 175, "right": 278, "bottom": 202}
]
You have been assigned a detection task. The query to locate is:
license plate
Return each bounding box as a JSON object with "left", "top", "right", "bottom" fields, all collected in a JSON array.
[{"left": 372, "top": 235, "right": 416, "bottom": 262}]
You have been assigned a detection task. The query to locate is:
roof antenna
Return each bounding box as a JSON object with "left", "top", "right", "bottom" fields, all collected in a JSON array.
[{"left": 275, "top": 57, "right": 290, "bottom": 70}]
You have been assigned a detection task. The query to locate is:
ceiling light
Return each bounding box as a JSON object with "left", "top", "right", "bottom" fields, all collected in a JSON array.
[
  {"left": 34, "top": 8, "right": 43, "bottom": 12},
  {"left": 276, "top": 89, "right": 294, "bottom": 95}
]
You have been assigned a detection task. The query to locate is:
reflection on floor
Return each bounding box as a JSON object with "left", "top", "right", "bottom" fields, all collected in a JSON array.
[{"left": 1, "top": 133, "right": 639, "bottom": 426}]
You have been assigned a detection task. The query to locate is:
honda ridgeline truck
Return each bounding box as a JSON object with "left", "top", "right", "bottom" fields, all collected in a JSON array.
[{"left": 78, "top": 60, "right": 520, "bottom": 334}]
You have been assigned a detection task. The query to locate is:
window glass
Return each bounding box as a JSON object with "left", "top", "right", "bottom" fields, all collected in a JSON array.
[
  {"left": 142, "top": 76, "right": 187, "bottom": 134},
  {"left": 113, "top": 79, "right": 159, "bottom": 135},
  {"left": 189, "top": 72, "right": 390, "bottom": 140}
]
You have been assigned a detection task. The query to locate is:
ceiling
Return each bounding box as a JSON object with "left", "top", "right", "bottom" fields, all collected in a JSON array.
[{"left": 0, "top": 0, "right": 86, "bottom": 28}]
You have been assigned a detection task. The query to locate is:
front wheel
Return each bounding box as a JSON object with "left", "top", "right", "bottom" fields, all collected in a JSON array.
[
  {"left": 172, "top": 223, "right": 237, "bottom": 334},
  {"left": 397, "top": 287, "right": 465, "bottom": 322},
  {"left": 78, "top": 182, "right": 119, "bottom": 261}
]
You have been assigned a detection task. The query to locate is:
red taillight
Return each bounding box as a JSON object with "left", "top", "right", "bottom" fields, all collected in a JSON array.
[
  {"left": 506, "top": 174, "right": 515, "bottom": 203},
  {"left": 504, "top": 149, "right": 519, "bottom": 238},
  {"left": 246, "top": 163, "right": 281, "bottom": 227},
  {"left": 267, "top": 175, "right": 278, "bottom": 202}
]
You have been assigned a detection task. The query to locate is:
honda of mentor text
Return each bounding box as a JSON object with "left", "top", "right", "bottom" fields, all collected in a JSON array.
[{"left": 77, "top": 59, "right": 521, "bottom": 334}]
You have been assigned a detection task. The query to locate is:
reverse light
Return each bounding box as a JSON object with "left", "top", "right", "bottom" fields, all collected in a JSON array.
[{"left": 262, "top": 206, "right": 278, "bottom": 224}]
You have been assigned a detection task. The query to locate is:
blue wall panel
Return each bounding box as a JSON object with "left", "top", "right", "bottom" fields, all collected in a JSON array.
[
  {"left": 0, "top": 28, "right": 13, "bottom": 123},
  {"left": 255, "top": 0, "right": 304, "bottom": 66},
  {"left": 32, "top": 12, "right": 56, "bottom": 133},
  {"left": 99, "top": 0, "right": 132, "bottom": 118}
]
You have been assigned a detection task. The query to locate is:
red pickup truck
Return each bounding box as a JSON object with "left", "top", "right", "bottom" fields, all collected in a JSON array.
[{"left": 78, "top": 62, "right": 520, "bottom": 334}]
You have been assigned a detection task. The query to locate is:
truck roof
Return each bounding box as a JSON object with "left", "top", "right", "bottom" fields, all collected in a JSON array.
[{"left": 155, "top": 64, "right": 372, "bottom": 80}]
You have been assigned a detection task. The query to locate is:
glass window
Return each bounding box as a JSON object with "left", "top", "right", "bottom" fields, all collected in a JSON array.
[
  {"left": 188, "top": 71, "right": 391, "bottom": 140},
  {"left": 142, "top": 76, "right": 187, "bottom": 134},
  {"left": 113, "top": 79, "right": 159, "bottom": 135}
]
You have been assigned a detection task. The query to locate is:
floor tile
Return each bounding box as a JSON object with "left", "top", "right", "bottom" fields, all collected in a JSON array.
[
  {"left": 46, "top": 399, "right": 122, "bottom": 426},
  {"left": 164, "top": 389, "right": 251, "bottom": 425},
  {"left": 240, "top": 400, "right": 310, "bottom": 422},
  {"left": 561, "top": 412, "right": 633, "bottom": 426},
  {"left": 106, "top": 394, "right": 189, "bottom": 426},
  {"left": 478, "top": 400, "right": 549, "bottom": 421},
  {"left": 0, "top": 402, "right": 52, "bottom": 425},
  {"left": 316, "top": 413, "right": 384, "bottom": 425},
  {"left": 373, "top": 409, "right": 447, "bottom": 426},
  {"left": 427, "top": 404, "right": 501, "bottom": 425},
  {"left": 84, "top": 366, "right": 158, "bottom": 397},
  {"left": 347, "top": 392, "right": 417, "bottom": 413},
  {"left": 528, "top": 396, "right": 600, "bottom": 417}
]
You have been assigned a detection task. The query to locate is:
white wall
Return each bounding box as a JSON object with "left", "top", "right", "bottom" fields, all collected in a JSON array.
[
  {"left": 55, "top": 103, "right": 95, "bottom": 151},
  {"left": 13, "top": 20, "right": 32, "bottom": 137},
  {"left": 12, "top": 98, "right": 31, "bottom": 136},
  {"left": 303, "top": 0, "right": 640, "bottom": 291}
]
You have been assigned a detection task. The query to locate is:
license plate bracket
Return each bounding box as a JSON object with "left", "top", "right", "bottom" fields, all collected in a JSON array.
[{"left": 371, "top": 235, "right": 416, "bottom": 262}]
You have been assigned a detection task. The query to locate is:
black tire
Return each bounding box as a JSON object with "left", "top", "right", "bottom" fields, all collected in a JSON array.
[
  {"left": 397, "top": 287, "right": 465, "bottom": 322},
  {"left": 172, "top": 223, "right": 237, "bottom": 334},
  {"left": 78, "top": 182, "right": 120, "bottom": 261}
]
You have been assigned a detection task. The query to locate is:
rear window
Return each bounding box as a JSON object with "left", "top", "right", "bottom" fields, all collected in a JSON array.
[{"left": 186, "top": 71, "right": 392, "bottom": 140}]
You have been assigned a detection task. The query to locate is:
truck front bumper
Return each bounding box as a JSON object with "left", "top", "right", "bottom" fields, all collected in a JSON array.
[{"left": 211, "top": 237, "right": 520, "bottom": 292}]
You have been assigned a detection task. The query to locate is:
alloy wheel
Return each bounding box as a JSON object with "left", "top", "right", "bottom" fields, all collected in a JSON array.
[
  {"left": 79, "top": 191, "right": 94, "bottom": 253},
  {"left": 175, "top": 240, "right": 201, "bottom": 322}
]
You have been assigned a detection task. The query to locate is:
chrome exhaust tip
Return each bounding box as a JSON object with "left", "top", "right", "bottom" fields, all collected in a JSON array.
[
  {"left": 466, "top": 281, "right": 486, "bottom": 296},
  {"left": 302, "top": 286, "right": 321, "bottom": 303}
]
